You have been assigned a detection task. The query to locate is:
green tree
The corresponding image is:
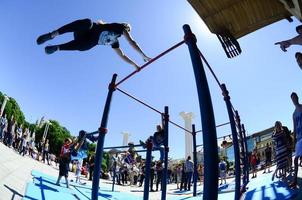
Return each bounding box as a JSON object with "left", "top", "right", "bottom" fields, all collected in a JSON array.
[
  {"left": 0, "top": 94, "right": 25, "bottom": 126},
  {"left": 87, "top": 143, "right": 110, "bottom": 171},
  {"left": 0, "top": 91, "right": 106, "bottom": 167},
  {"left": 35, "top": 120, "right": 71, "bottom": 156}
]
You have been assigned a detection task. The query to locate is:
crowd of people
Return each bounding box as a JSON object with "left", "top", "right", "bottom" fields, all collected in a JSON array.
[
  {"left": 107, "top": 154, "right": 203, "bottom": 192},
  {"left": 0, "top": 114, "right": 96, "bottom": 188},
  {"left": 0, "top": 114, "right": 231, "bottom": 191},
  {"left": 248, "top": 92, "right": 302, "bottom": 189},
  {"left": 0, "top": 114, "right": 52, "bottom": 164},
  {"left": 1, "top": 92, "right": 301, "bottom": 191}
]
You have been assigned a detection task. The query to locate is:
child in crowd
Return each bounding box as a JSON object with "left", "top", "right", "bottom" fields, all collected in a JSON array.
[
  {"left": 75, "top": 160, "right": 84, "bottom": 184},
  {"left": 219, "top": 159, "right": 227, "bottom": 185},
  {"left": 251, "top": 149, "right": 258, "bottom": 178}
]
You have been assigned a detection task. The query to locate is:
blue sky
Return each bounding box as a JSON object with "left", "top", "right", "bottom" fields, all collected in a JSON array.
[{"left": 1, "top": 1, "right": 301, "bottom": 159}]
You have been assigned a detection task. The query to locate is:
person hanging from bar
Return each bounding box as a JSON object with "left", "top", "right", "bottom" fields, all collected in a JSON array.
[{"left": 36, "top": 18, "right": 151, "bottom": 70}]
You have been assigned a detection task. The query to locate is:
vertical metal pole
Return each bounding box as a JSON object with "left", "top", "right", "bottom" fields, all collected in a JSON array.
[
  {"left": 192, "top": 124, "right": 198, "bottom": 197},
  {"left": 242, "top": 124, "right": 249, "bottom": 183},
  {"left": 235, "top": 111, "right": 246, "bottom": 189},
  {"left": 143, "top": 140, "right": 153, "bottom": 200},
  {"left": 91, "top": 74, "right": 117, "bottom": 200},
  {"left": 221, "top": 84, "right": 240, "bottom": 200},
  {"left": 183, "top": 24, "right": 218, "bottom": 200},
  {"left": 161, "top": 107, "right": 169, "bottom": 200}
]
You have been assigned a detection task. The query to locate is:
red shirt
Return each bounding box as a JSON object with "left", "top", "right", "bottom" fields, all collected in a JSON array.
[
  {"left": 251, "top": 154, "right": 257, "bottom": 165},
  {"left": 60, "top": 144, "right": 70, "bottom": 157}
]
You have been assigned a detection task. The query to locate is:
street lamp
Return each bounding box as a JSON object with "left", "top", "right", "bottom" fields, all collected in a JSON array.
[
  {"left": 0, "top": 95, "right": 9, "bottom": 117},
  {"left": 42, "top": 120, "right": 52, "bottom": 141}
]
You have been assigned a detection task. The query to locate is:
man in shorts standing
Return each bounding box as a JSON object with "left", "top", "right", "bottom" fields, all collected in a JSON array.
[{"left": 289, "top": 92, "right": 302, "bottom": 188}]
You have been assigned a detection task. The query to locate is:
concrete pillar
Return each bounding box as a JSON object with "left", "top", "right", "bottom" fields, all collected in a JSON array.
[
  {"left": 121, "top": 132, "right": 130, "bottom": 146},
  {"left": 180, "top": 112, "right": 194, "bottom": 159}
]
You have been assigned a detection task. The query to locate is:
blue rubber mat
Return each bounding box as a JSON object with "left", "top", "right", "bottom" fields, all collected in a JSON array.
[
  {"left": 168, "top": 192, "right": 235, "bottom": 200},
  {"left": 167, "top": 183, "right": 235, "bottom": 200},
  {"left": 218, "top": 181, "right": 236, "bottom": 193},
  {"left": 23, "top": 170, "right": 142, "bottom": 200},
  {"left": 245, "top": 173, "right": 298, "bottom": 200}
]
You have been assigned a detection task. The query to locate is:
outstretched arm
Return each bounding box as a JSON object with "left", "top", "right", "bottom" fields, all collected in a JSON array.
[
  {"left": 114, "top": 47, "right": 140, "bottom": 70},
  {"left": 275, "top": 35, "right": 302, "bottom": 52},
  {"left": 123, "top": 30, "right": 151, "bottom": 62}
]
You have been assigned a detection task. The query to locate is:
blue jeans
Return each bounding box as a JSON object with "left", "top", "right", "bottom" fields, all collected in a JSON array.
[{"left": 185, "top": 172, "right": 193, "bottom": 190}]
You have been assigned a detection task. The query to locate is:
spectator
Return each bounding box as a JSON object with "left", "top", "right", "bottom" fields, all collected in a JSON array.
[
  {"left": 289, "top": 92, "right": 302, "bottom": 188},
  {"left": 43, "top": 139, "right": 50, "bottom": 165},
  {"left": 75, "top": 160, "right": 84, "bottom": 184},
  {"left": 28, "top": 138, "right": 34, "bottom": 158},
  {"left": 37, "top": 139, "right": 45, "bottom": 161},
  {"left": 121, "top": 164, "right": 128, "bottom": 185},
  {"left": 0, "top": 114, "right": 7, "bottom": 142},
  {"left": 6, "top": 116, "right": 15, "bottom": 148},
  {"left": 295, "top": 52, "right": 302, "bottom": 70},
  {"left": 275, "top": 25, "right": 302, "bottom": 52},
  {"left": 150, "top": 162, "right": 155, "bottom": 192},
  {"left": 197, "top": 164, "right": 203, "bottom": 186},
  {"left": 167, "top": 168, "right": 172, "bottom": 184},
  {"left": 184, "top": 156, "right": 194, "bottom": 191},
  {"left": 251, "top": 149, "right": 258, "bottom": 178},
  {"left": 180, "top": 162, "right": 187, "bottom": 191},
  {"left": 88, "top": 154, "right": 95, "bottom": 181},
  {"left": 275, "top": 25, "right": 302, "bottom": 70},
  {"left": 155, "top": 161, "right": 163, "bottom": 191},
  {"left": 219, "top": 158, "right": 227, "bottom": 185},
  {"left": 15, "top": 125, "right": 22, "bottom": 151},
  {"left": 272, "top": 121, "right": 289, "bottom": 180},
  {"left": 19, "top": 135, "right": 27, "bottom": 156},
  {"left": 138, "top": 163, "right": 145, "bottom": 187},
  {"left": 176, "top": 164, "right": 182, "bottom": 189},
  {"left": 263, "top": 143, "right": 272, "bottom": 174}
]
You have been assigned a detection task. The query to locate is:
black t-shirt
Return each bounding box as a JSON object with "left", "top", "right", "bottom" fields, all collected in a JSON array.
[{"left": 95, "top": 23, "right": 126, "bottom": 48}]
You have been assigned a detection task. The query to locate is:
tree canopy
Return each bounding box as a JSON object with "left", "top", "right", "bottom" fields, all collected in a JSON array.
[{"left": 0, "top": 91, "right": 108, "bottom": 170}]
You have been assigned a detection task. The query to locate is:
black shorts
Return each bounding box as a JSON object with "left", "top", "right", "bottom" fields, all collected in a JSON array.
[{"left": 59, "top": 159, "right": 70, "bottom": 177}]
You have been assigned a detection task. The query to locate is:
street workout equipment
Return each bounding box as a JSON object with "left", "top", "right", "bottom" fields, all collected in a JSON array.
[
  {"left": 197, "top": 44, "right": 250, "bottom": 199},
  {"left": 83, "top": 24, "right": 248, "bottom": 200}
]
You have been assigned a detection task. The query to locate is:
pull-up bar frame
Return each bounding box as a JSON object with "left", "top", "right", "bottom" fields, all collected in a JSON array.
[{"left": 115, "top": 40, "right": 186, "bottom": 87}]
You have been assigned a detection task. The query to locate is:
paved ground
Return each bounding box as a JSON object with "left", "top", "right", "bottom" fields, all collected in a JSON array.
[
  {"left": 1, "top": 141, "right": 302, "bottom": 200},
  {"left": 0, "top": 142, "right": 199, "bottom": 200}
]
